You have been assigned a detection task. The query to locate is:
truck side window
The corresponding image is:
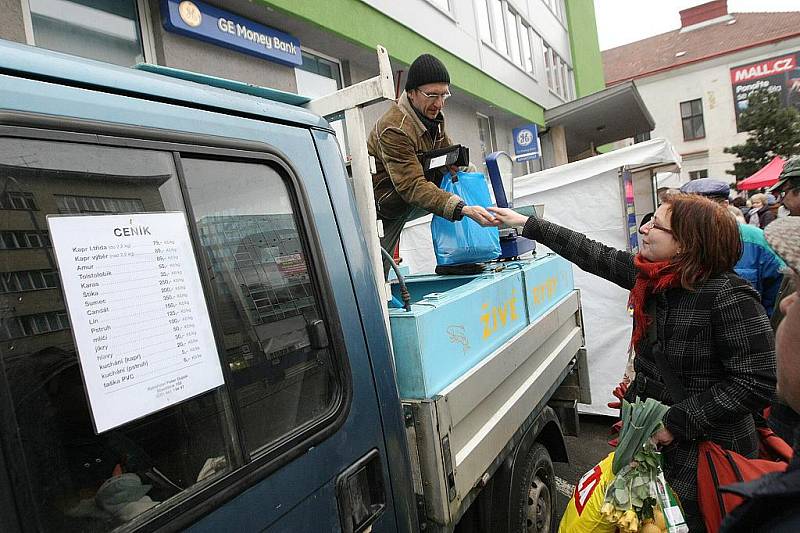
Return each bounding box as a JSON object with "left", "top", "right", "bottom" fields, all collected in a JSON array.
[
  {"left": 179, "top": 157, "right": 339, "bottom": 456},
  {"left": 0, "top": 139, "right": 237, "bottom": 532}
]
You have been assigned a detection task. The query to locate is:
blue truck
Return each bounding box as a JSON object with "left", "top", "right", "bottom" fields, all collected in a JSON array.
[{"left": 0, "top": 40, "right": 590, "bottom": 532}]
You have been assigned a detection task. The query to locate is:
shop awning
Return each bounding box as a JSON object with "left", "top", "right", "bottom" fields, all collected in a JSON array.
[
  {"left": 737, "top": 156, "right": 786, "bottom": 190},
  {"left": 544, "top": 81, "right": 655, "bottom": 157}
]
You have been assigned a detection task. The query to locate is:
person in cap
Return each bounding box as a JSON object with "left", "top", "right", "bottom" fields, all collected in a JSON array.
[
  {"left": 367, "top": 53, "right": 496, "bottom": 275},
  {"left": 680, "top": 178, "right": 784, "bottom": 317},
  {"left": 766, "top": 156, "right": 800, "bottom": 442},
  {"left": 769, "top": 156, "right": 800, "bottom": 325},
  {"left": 720, "top": 216, "right": 800, "bottom": 533},
  {"left": 747, "top": 193, "right": 777, "bottom": 229},
  {"left": 771, "top": 155, "right": 800, "bottom": 219}
]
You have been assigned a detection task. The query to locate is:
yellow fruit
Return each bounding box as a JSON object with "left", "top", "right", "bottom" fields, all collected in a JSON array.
[
  {"left": 640, "top": 523, "right": 661, "bottom": 533},
  {"left": 654, "top": 509, "right": 667, "bottom": 530}
]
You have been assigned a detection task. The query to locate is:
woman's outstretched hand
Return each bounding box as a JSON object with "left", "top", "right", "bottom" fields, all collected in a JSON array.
[{"left": 487, "top": 207, "right": 530, "bottom": 228}]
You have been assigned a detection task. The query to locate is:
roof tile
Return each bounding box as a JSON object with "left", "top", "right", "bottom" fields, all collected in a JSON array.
[{"left": 602, "top": 12, "right": 800, "bottom": 84}]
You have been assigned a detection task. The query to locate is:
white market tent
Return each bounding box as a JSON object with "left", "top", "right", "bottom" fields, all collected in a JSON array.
[{"left": 399, "top": 138, "right": 682, "bottom": 415}]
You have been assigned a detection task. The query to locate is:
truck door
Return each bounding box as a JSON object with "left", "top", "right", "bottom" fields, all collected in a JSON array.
[{"left": 0, "top": 123, "right": 393, "bottom": 532}]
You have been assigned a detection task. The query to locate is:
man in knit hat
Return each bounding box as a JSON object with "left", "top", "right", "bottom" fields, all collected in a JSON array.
[{"left": 367, "top": 53, "right": 497, "bottom": 275}]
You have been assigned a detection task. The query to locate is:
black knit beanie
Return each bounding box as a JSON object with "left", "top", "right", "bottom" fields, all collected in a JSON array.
[{"left": 405, "top": 54, "right": 450, "bottom": 91}]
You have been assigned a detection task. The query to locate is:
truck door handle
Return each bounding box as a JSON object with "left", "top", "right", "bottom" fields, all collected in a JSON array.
[{"left": 336, "top": 449, "right": 386, "bottom": 533}]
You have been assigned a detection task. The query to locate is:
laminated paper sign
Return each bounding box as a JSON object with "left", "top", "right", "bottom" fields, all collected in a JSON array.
[{"left": 48, "top": 212, "right": 224, "bottom": 433}]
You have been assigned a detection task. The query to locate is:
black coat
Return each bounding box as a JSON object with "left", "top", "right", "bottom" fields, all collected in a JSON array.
[
  {"left": 719, "top": 440, "right": 800, "bottom": 532},
  {"left": 521, "top": 217, "right": 776, "bottom": 503}
]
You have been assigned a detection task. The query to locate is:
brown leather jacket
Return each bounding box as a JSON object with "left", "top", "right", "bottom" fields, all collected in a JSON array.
[{"left": 367, "top": 92, "right": 462, "bottom": 222}]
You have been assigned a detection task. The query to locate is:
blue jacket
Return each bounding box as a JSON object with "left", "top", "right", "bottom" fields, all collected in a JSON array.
[{"left": 735, "top": 223, "right": 784, "bottom": 316}]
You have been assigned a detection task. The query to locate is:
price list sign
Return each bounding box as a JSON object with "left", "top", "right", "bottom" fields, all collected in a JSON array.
[{"left": 48, "top": 212, "right": 224, "bottom": 433}]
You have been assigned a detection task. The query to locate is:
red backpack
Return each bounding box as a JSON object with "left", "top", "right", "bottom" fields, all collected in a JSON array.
[{"left": 697, "top": 427, "right": 791, "bottom": 532}]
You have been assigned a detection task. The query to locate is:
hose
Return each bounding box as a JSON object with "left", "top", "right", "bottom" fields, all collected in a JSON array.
[{"left": 381, "top": 247, "right": 411, "bottom": 312}]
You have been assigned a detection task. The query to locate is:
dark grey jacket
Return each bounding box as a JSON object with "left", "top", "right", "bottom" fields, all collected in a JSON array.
[{"left": 522, "top": 216, "right": 777, "bottom": 503}]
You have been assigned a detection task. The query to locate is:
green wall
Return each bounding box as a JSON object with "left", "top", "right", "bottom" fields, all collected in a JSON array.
[
  {"left": 256, "top": 0, "right": 545, "bottom": 125},
  {"left": 565, "top": 0, "right": 605, "bottom": 97}
]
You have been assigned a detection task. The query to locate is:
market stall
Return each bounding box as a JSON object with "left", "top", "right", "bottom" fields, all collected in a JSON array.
[{"left": 398, "top": 138, "right": 681, "bottom": 415}]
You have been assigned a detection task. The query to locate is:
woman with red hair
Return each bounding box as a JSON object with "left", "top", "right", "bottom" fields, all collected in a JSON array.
[{"left": 490, "top": 194, "right": 776, "bottom": 532}]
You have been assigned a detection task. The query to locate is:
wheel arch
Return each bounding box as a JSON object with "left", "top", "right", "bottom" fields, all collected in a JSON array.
[{"left": 479, "top": 406, "right": 568, "bottom": 532}]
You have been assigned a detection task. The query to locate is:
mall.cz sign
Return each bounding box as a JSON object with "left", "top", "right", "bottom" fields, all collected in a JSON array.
[
  {"left": 162, "top": 0, "right": 302, "bottom": 67},
  {"left": 730, "top": 51, "right": 800, "bottom": 130}
]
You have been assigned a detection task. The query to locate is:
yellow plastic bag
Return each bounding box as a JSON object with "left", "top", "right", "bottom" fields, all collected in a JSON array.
[{"left": 558, "top": 452, "right": 616, "bottom": 533}]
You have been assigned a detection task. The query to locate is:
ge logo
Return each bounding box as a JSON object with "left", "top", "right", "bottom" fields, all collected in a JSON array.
[
  {"left": 178, "top": 1, "right": 202, "bottom": 27},
  {"left": 516, "top": 129, "right": 533, "bottom": 147}
]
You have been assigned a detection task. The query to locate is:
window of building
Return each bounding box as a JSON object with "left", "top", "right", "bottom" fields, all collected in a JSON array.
[
  {"left": 542, "top": 43, "right": 574, "bottom": 101},
  {"left": 489, "top": 0, "right": 508, "bottom": 54},
  {"left": 556, "top": 0, "right": 567, "bottom": 23},
  {"left": 427, "top": 0, "right": 451, "bottom": 12},
  {"left": 25, "top": 0, "right": 152, "bottom": 67},
  {"left": 0, "top": 269, "right": 59, "bottom": 293},
  {"left": 0, "top": 191, "right": 37, "bottom": 210},
  {"left": 541, "top": 0, "right": 566, "bottom": 23},
  {"left": 543, "top": 45, "right": 554, "bottom": 90},
  {"left": 634, "top": 131, "right": 652, "bottom": 144},
  {"left": 0, "top": 136, "right": 345, "bottom": 531},
  {"left": 521, "top": 24, "right": 534, "bottom": 75},
  {"left": 0, "top": 230, "right": 50, "bottom": 249},
  {"left": 689, "top": 169, "right": 708, "bottom": 180},
  {"left": 55, "top": 194, "right": 145, "bottom": 213},
  {"left": 505, "top": 6, "right": 521, "bottom": 66},
  {"left": 477, "top": 113, "right": 497, "bottom": 163},
  {"left": 295, "top": 50, "right": 349, "bottom": 157},
  {"left": 680, "top": 99, "right": 705, "bottom": 141},
  {"left": 477, "top": 0, "right": 492, "bottom": 43}
]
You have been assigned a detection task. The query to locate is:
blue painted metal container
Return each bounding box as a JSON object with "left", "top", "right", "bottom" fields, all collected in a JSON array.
[
  {"left": 389, "top": 255, "right": 574, "bottom": 399},
  {"left": 517, "top": 255, "right": 574, "bottom": 323}
]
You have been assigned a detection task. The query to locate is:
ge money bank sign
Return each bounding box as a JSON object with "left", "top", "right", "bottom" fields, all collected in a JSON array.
[
  {"left": 730, "top": 51, "right": 800, "bottom": 130},
  {"left": 162, "top": 0, "right": 302, "bottom": 67}
]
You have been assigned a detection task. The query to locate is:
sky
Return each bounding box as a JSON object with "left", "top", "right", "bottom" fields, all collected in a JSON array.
[{"left": 595, "top": 0, "right": 800, "bottom": 50}]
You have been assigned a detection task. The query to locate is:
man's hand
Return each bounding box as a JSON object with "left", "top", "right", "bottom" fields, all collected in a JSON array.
[
  {"left": 462, "top": 205, "right": 500, "bottom": 227},
  {"left": 487, "top": 207, "right": 529, "bottom": 227}
]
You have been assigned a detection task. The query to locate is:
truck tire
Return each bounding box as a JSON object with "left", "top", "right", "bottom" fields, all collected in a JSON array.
[{"left": 510, "top": 442, "right": 555, "bottom": 533}]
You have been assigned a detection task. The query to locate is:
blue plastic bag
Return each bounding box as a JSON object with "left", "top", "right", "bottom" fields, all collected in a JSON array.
[{"left": 431, "top": 171, "right": 501, "bottom": 265}]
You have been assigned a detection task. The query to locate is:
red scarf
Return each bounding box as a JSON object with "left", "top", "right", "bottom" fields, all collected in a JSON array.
[{"left": 628, "top": 255, "right": 682, "bottom": 349}]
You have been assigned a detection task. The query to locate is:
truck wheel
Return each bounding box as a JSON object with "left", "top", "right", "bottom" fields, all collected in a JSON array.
[{"left": 510, "top": 443, "right": 555, "bottom": 533}]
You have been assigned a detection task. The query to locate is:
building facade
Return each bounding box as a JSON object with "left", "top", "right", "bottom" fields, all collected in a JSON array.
[
  {"left": 602, "top": 0, "right": 800, "bottom": 184},
  {"left": 0, "top": 0, "right": 607, "bottom": 175}
]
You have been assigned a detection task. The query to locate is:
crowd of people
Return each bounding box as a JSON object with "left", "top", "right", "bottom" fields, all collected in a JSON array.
[{"left": 368, "top": 51, "right": 799, "bottom": 532}]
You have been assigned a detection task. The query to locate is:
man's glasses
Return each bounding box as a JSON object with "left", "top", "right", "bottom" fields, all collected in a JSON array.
[
  {"left": 417, "top": 89, "right": 452, "bottom": 102},
  {"left": 639, "top": 218, "right": 673, "bottom": 235}
]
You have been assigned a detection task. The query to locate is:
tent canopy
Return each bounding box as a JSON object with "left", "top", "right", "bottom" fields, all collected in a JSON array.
[
  {"left": 737, "top": 156, "right": 785, "bottom": 191},
  {"left": 511, "top": 138, "right": 681, "bottom": 415},
  {"left": 514, "top": 138, "right": 681, "bottom": 198}
]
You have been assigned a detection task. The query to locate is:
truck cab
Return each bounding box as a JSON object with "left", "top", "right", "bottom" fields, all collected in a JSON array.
[{"left": 0, "top": 39, "right": 588, "bottom": 533}]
